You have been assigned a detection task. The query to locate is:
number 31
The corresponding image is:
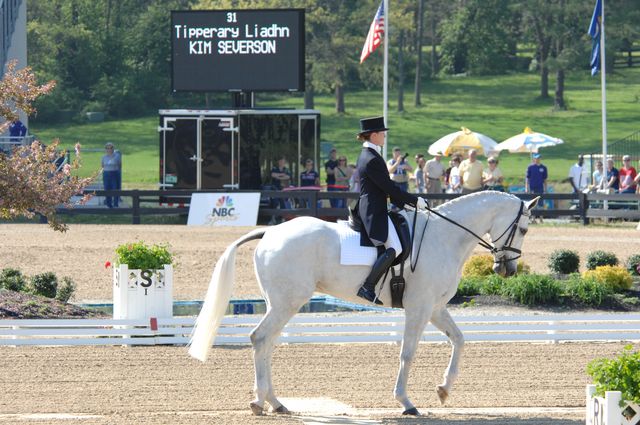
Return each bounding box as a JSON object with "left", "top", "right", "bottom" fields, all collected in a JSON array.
[{"left": 227, "top": 12, "right": 237, "bottom": 23}]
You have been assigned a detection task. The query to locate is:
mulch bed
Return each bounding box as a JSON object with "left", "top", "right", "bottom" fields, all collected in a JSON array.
[{"left": 0, "top": 290, "right": 108, "bottom": 319}]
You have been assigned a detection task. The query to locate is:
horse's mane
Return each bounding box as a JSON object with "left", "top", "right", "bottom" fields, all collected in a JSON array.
[{"left": 434, "top": 190, "right": 517, "bottom": 214}]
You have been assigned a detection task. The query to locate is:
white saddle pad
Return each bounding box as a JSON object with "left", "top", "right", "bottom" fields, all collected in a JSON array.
[{"left": 337, "top": 220, "right": 378, "bottom": 266}]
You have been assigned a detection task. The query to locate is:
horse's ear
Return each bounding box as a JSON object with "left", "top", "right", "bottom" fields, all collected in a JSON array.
[{"left": 525, "top": 196, "right": 540, "bottom": 211}]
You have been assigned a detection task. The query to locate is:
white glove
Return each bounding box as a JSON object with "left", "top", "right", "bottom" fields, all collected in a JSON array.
[{"left": 416, "top": 197, "right": 428, "bottom": 211}]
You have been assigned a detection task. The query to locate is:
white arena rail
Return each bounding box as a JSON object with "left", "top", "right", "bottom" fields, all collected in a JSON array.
[{"left": 0, "top": 313, "right": 640, "bottom": 346}]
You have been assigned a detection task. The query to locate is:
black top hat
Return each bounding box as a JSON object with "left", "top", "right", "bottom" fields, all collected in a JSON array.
[{"left": 357, "top": 116, "right": 389, "bottom": 136}]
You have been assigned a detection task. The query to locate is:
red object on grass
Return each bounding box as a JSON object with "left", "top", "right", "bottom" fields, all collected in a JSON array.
[{"left": 104, "top": 261, "right": 111, "bottom": 269}]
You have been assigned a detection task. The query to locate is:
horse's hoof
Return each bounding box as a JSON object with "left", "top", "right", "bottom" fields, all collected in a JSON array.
[
  {"left": 436, "top": 385, "right": 448, "bottom": 405},
  {"left": 402, "top": 407, "right": 420, "bottom": 416},
  {"left": 273, "top": 405, "right": 290, "bottom": 415},
  {"left": 249, "top": 402, "right": 264, "bottom": 416}
]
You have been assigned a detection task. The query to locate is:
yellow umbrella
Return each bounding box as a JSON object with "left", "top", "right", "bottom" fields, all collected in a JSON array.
[{"left": 428, "top": 127, "right": 499, "bottom": 157}]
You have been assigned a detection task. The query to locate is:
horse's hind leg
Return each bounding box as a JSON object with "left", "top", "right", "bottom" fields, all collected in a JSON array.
[
  {"left": 430, "top": 307, "right": 464, "bottom": 405},
  {"left": 249, "top": 287, "right": 310, "bottom": 415}
]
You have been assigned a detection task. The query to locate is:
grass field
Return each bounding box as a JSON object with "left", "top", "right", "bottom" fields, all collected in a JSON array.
[{"left": 31, "top": 67, "right": 640, "bottom": 189}]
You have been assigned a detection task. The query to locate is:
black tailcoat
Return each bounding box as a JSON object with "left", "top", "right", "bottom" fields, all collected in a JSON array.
[{"left": 354, "top": 147, "right": 418, "bottom": 246}]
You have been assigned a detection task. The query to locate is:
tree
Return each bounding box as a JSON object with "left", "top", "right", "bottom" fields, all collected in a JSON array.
[
  {"left": 414, "top": 0, "right": 425, "bottom": 106},
  {"left": 0, "top": 62, "right": 93, "bottom": 231}
]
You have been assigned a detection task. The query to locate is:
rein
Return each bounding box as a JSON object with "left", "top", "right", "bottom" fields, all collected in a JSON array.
[{"left": 409, "top": 199, "right": 525, "bottom": 269}]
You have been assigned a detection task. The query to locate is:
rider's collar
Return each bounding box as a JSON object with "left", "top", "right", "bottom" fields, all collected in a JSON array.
[{"left": 363, "top": 141, "right": 381, "bottom": 154}]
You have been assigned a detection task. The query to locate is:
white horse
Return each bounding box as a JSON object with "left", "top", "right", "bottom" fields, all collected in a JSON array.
[{"left": 189, "top": 191, "right": 539, "bottom": 416}]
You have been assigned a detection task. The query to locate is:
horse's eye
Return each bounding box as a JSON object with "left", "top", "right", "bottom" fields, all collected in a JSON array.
[{"left": 519, "top": 227, "right": 528, "bottom": 236}]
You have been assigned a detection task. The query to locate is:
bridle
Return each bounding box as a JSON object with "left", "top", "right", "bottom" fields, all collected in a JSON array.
[{"left": 410, "top": 199, "right": 527, "bottom": 271}]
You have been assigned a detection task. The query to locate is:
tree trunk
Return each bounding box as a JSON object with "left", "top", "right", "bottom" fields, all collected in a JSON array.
[
  {"left": 335, "top": 84, "right": 345, "bottom": 113},
  {"left": 398, "top": 30, "right": 405, "bottom": 112},
  {"left": 540, "top": 65, "right": 549, "bottom": 99},
  {"left": 304, "top": 63, "right": 314, "bottom": 109},
  {"left": 430, "top": 3, "right": 438, "bottom": 78},
  {"left": 414, "top": 0, "right": 425, "bottom": 106},
  {"left": 554, "top": 69, "right": 565, "bottom": 110}
]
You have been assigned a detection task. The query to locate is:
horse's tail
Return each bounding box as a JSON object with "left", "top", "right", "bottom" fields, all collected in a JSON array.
[{"left": 188, "top": 227, "right": 266, "bottom": 362}]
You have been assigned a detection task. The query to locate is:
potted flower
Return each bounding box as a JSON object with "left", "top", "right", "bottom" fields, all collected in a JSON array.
[
  {"left": 585, "top": 345, "right": 640, "bottom": 425},
  {"left": 111, "top": 241, "right": 174, "bottom": 320}
]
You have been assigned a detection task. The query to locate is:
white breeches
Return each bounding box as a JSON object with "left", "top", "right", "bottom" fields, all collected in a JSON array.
[{"left": 384, "top": 217, "right": 402, "bottom": 256}]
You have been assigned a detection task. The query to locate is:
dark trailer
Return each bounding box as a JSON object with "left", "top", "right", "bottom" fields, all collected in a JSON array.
[{"left": 159, "top": 109, "right": 320, "bottom": 192}]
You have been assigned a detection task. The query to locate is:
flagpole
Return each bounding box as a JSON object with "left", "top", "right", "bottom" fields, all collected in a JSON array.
[
  {"left": 600, "top": 0, "right": 607, "bottom": 165},
  {"left": 382, "top": 0, "right": 389, "bottom": 161}
]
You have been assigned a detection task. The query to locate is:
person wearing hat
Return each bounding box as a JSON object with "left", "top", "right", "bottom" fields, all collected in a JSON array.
[
  {"left": 425, "top": 151, "right": 445, "bottom": 197},
  {"left": 351, "top": 117, "right": 428, "bottom": 304},
  {"left": 619, "top": 155, "right": 637, "bottom": 194},
  {"left": 101, "top": 142, "right": 122, "bottom": 208},
  {"left": 387, "top": 147, "right": 413, "bottom": 192},
  {"left": 525, "top": 152, "right": 547, "bottom": 194}
]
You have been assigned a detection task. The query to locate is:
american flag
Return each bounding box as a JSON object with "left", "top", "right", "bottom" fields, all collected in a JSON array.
[{"left": 360, "top": 1, "right": 385, "bottom": 64}]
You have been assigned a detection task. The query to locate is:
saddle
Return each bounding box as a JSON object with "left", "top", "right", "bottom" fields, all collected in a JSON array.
[{"left": 348, "top": 208, "right": 412, "bottom": 308}]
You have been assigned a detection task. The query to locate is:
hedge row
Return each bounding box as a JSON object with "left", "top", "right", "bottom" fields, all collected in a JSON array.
[
  {"left": 548, "top": 249, "right": 640, "bottom": 275},
  {"left": 0, "top": 268, "right": 76, "bottom": 302}
]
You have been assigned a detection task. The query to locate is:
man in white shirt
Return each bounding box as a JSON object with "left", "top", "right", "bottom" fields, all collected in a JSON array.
[
  {"left": 568, "top": 154, "right": 588, "bottom": 193},
  {"left": 425, "top": 151, "right": 445, "bottom": 195}
]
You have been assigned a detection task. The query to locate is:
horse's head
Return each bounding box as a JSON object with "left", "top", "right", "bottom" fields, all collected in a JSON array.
[{"left": 489, "top": 196, "right": 539, "bottom": 277}]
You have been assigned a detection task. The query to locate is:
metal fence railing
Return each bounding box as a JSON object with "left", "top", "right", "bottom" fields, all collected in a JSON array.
[{"left": 43, "top": 189, "right": 640, "bottom": 226}]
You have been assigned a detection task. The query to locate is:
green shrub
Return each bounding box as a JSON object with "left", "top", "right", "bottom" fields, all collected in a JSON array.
[
  {"left": 585, "top": 250, "right": 618, "bottom": 270},
  {"left": 479, "top": 274, "right": 504, "bottom": 295},
  {"left": 587, "top": 345, "right": 640, "bottom": 404},
  {"left": 457, "top": 277, "right": 483, "bottom": 296},
  {"left": 583, "top": 266, "right": 633, "bottom": 292},
  {"left": 55, "top": 277, "right": 76, "bottom": 303},
  {"left": 0, "top": 268, "right": 27, "bottom": 292},
  {"left": 563, "top": 274, "right": 612, "bottom": 307},
  {"left": 29, "top": 272, "right": 58, "bottom": 298},
  {"left": 500, "top": 274, "right": 562, "bottom": 306},
  {"left": 625, "top": 254, "right": 640, "bottom": 276},
  {"left": 547, "top": 249, "right": 580, "bottom": 274},
  {"left": 115, "top": 241, "right": 173, "bottom": 270},
  {"left": 462, "top": 254, "right": 494, "bottom": 278},
  {"left": 517, "top": 260, "right": 530, "bottom": 275}
]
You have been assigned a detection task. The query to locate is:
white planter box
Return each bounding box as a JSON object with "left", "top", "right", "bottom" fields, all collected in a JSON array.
[
  {"left": 113, "top": 264, "right": 173, "bottom": 320},
  {"left": 586, "top": 384, "right": 640, "bottom": 425}
]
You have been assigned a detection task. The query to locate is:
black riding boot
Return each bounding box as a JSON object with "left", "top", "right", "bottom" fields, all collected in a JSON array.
[{"left": 356, "top": 247, "right": 396, "bottom": 305}]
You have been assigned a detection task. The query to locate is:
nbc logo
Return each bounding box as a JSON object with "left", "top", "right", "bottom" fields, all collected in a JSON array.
[
  {"left": 216, "top": 196, "right": 234, "bottom": 208},
  {"left": 210, "top": 195, "right": 237, "bottom": 221}
]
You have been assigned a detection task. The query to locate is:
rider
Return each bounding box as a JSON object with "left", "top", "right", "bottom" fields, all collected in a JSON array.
[{"left": 352, "top": 117, "right": 428, "bottom": 304}]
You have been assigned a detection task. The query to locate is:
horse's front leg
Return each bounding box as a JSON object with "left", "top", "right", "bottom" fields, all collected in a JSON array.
[
  {"left": 394, "top": 307, "right": 431, "bottom": 416},
  {"left": 430, "top": 307, "right": 464, "bottom": 405}
]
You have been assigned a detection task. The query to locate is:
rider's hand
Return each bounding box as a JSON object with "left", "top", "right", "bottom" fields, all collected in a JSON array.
[{"left": 416, "top": 197, "right": 428, "bottom": 211}]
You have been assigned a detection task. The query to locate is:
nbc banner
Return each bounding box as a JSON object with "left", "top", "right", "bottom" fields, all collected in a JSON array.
[
  {"left": 360, "top": 1, "right": 385, "bottom": 64},
  {"left": 187, "top": 193, "right": 261, "bottom": 226}
]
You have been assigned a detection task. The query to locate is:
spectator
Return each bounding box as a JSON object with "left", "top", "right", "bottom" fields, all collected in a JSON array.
[
  {"left": 414, "top": 155, "right": 426, "bottom": 194},
  {"left": 619, "top": 155, "right": 637, "bottom": 193},
  {"left": 300, "top": 159, "right": 320, "bottom": 187},
  {"left": 101, "top": 142, "right": 121, "bottom": 208},
  {"left": 387, "top": 147, "right": 412, "bottom": 192},
  {"left": 447, "top": 156, "right": 462, "bottom": 194},
  {"left": 605, "top": 158, "right": 619, "bottom": 192},
  {"left": 270, "top": 156, "right": 291, "bottom": 190},
  {"left": 525, "top": 152, "right": 547, "bottom": 194},
  {"left": 592, "top": 160, "right": 604, "bottom": 188},
  {"left": 482, "top": 156, "right": 505, "bottom": 191},
  {"left": 349, "top": 163, "right": 360, "bottom": 192},
  {"left": 425, "top": 151, "right": 445, "bottom": 195},
  {"left": 325, "top": 148, "right": 340, "bottom": 207},
  {"left": 459, "top": 149, "right": 484, "bottom": 194},
  {"left": 269, "top": 156, "right": 292, "bottom": 223},
  {"left": 9, "top": 119, "right": 27, "bottom": 141},
  {"left": 333, "top": 155, "right": 352, "bottom": 208},
  {"left": 568, "top": 154, "right": 588, "bottom": 193}
]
